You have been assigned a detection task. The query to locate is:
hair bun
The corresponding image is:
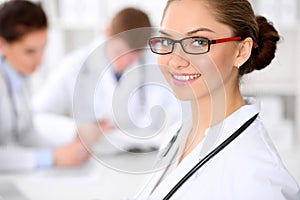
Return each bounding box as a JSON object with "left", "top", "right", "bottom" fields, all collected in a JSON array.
[{"left": 250, "top": 16, "right": 280, "bottom": 72}]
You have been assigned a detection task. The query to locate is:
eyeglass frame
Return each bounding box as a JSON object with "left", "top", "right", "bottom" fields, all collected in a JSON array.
[{"left": 148, "top": 36, "right": 243, "bottom": 55}]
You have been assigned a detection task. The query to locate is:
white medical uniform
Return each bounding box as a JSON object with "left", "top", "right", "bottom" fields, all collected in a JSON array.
[
  {"left": 135, "top": 98, "right": 300, "bottom": 200},
  {"left": 0, "top": 55, "right": 53, "bottom": 171}
]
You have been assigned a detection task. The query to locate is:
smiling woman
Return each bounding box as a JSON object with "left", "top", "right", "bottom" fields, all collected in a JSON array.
[{"left": 135, "top": 0, "right": 300, "bottom": 199}]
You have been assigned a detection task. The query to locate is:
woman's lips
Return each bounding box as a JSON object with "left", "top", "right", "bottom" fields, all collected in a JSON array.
[{"left": 170, "top": 72, "right": 202, "bottom": 86}]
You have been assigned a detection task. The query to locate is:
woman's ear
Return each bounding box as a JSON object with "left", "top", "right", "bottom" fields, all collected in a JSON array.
[
  {"left": 0, "top": 37, "right": 6, "bottom": 50},
  {"left": 104, "top": 26, "right": 112, "bottom": 37},
  {"left": 0, "top": 37, "right": 8, "bottom": 54},
  {"left": 234, "top": 37, "right": 253, "bottom": 68}
]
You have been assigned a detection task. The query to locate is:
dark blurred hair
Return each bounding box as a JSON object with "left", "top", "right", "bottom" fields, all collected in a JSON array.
[
  {"left": 110, "top": 7, "right": 152, "bottom": 50},
  {"left": 0, "top": 0, "right": 48, "bottom": 43}
]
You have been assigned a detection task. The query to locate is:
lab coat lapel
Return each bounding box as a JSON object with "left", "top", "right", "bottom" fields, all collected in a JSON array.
[
  {"left": 149, "top": 99, "right": 260, "bottom": 199},
  {"left": 0, "top": 67, "right": 15, "bottom": 143},
  {"left": 202, "top": 99, "right": 260, "bottom": 151},
  {"left": 134, "top": 122, "right": 187, "bottom": 200},
  {"left": 134, "top": 153, "right": 178, "bottom": 200},
  {"left": 134, "top": 120, "right": 191, "bottom": 200},
  {"left": 148, "top": 123, "right": 205, "bottom": 200},
  {"left": 111, "top": 64, "right": 144, "bottom": 129},
  {"left": 0, "top": 61, "right": 32, "bottom": 143},
  {"left": 16, "top": 81, "right": 32, "bottom": 130},
  {"left": 73, "top": 49, "right": 114, "bottom": 122}
]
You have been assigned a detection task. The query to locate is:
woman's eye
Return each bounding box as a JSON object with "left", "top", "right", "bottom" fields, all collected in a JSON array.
[
  {"left": 24, "top": 49, "right": 36, "bottom": 54},
  {"left": 161, "top": 39, "right": 173, "bottom": 47},
  {"left": 192, "top": 39, "right": 207, "bottom": 47}
]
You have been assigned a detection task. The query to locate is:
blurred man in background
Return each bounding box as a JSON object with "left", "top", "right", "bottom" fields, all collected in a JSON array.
[{"left": 33, "top": 7, "right": 181, "bottom": 153}]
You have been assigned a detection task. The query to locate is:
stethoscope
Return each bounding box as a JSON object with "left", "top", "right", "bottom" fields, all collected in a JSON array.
[{"left": 161, "top": 113, "right": 259, "bottom": 200}]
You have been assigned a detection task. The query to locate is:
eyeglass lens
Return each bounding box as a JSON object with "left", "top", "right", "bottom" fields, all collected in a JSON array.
[{"left": 149, "top": 37, "right": 210, "bottom": 54}]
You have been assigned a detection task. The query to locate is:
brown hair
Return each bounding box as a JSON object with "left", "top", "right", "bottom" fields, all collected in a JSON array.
[
  {"left": 110, "top": 7, "right": 152, "bottom": 50},
  {"left": 163, "top": 0, "right": 280, "bottom": 76},
  {"left": 0, "top": 0, "right": 48, "bottom": 43}
]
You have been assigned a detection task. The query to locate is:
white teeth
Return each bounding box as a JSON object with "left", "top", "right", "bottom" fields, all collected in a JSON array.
[{"left": 173, "top": 73, "right": 201, "bottom": 81}]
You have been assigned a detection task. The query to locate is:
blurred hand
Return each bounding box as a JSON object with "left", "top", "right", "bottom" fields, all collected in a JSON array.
[
  {"left": 54, "top": 140, "right": 89, "bottom": 167},
  {"left": 98, "top": 117, "right": 115, "bottom": 133},
  {"left": 77, "top": 118, "right": 114, "bottom": 147}
]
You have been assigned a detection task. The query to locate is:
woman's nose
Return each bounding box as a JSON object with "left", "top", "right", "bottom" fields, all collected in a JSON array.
[
  {"left": 168, "top": 50, "right": 189, "bottom": 69},
  {"left": 35, "top": 55, "right": 42, "bottom": 67}
]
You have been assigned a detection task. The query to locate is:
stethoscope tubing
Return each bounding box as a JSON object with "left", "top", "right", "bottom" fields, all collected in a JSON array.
[{"left": 163, "top": 113, "right": 259, "bottom": 200}]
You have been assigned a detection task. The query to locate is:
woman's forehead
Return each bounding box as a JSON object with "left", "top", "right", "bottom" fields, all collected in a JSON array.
[{"left": 161, "top": 0, "right": 231, "bottom": 37}]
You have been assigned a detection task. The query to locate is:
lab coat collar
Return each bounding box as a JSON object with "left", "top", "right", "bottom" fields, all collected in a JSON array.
[
  {"left": 112, "top": 59, "right": 142, "bottom": 82},
  {"left": 145, "top": 97, "right": 260, "bottom": 200},
  {"left": 0, "top": 53, "right": 25, "bottom": 92},
  {"left": 158, "top": 98, "right": 260, "bottom": 165},
  {"left": 199, "top": 97, "right": 260, "bottom": 158},
  {"left": 134, "top": 121, "right": 187, "bottom": 200}
]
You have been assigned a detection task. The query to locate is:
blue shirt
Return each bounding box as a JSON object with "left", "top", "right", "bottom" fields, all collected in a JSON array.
[{"left": 0, "top": 54, "right": 54, "bottom": 168}]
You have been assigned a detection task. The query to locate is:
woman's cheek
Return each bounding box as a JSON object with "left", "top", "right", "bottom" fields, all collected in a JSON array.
[
  {"left": 158, "top": 56, "right": 169, "bottom": 77},
  {"left": 189, "top": 54, "right": 225, "bottom": 93}
]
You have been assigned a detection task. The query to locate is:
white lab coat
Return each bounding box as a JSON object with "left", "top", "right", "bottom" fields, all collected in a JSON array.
[
  {"left": 135, "top": 98, "right": 300, "bottom": 200},
  {"left": 33, "top": 38, "right": 181, "bottom": 148},
  {"left": 0, "top": 57, "right": 50, "bottom": 171}
]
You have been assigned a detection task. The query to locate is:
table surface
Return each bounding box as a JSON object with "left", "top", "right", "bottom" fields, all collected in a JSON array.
[
  {"left": 0, "top": 151, "right": 159, "bottom": 200},
  {"left": 0, "top": 122, "right": 178, "bottom": 200}
]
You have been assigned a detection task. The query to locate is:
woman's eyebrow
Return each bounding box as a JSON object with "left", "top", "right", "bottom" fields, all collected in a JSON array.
[
  {"left": 158, "top": 30, "right": 172, "bottom": 36},
  {"left": 187, "top": 28, "right": 215, "bottom": 35},
  {"left": 158, "top": 27, "right": 215, "bottom": 36}
]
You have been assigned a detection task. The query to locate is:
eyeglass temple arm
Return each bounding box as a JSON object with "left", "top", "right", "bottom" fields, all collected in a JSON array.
[
  {"left": 211, "top": 36, "right": 259, "bottom": 49},
  {"left": 211, "top": 36, "right": 242, "bottom": 44}
]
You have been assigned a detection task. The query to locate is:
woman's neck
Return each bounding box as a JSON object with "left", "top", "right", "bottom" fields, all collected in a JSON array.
[
  {"left": 192, "top": 88, "right": 244, "bottom": 130},
  {"left": 179, "top": 84, "right": 245, "bottom": 163}
]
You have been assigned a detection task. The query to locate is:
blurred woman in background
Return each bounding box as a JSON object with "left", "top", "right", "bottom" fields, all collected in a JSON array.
[{"left": 0, "top": 0, "right": 90, "bottom": 171}]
